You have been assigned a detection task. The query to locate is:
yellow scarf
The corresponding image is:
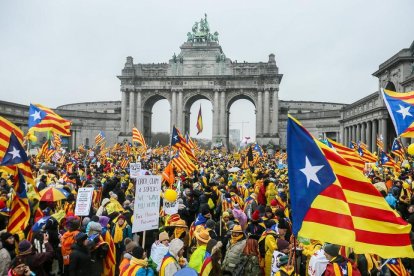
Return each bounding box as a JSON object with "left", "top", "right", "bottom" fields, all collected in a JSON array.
[
  {"left": 332, "top": 257, "right": 353, "bottom": 276},
  {"left": 231, "top": 234, "right": 243, "bottom": 245},
  {"left": 113, "top": 222, "right": 127, "bottom": 244},
  {"left": 174, "top": 227, "right": 186, "bottom": 239}
]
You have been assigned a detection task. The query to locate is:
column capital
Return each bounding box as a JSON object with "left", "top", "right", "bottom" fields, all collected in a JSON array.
[{"left": 134, "top": 88, "right": 142, "bottom": 93}]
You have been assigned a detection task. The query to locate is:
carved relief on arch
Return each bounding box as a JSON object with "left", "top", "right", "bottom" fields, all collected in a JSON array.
[
  {"left": 183, "top": 90, "right": 214, "bottom": 111},
  {"left": 225, "top": 90, "right": 258, "bottom": 109},
  {"left": 141, "top": 90, "right": 172, "bottom": 109}
]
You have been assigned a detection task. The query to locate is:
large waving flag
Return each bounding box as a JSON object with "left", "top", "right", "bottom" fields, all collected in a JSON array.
[
  {"left": 7, "top": 168, "right": 30, "bottom": 234},
  {"left": 0, "top": 117, "right": 25, "bottom": 160},
  {"left": 0, "top": 133, "right": 28, "bottom": 166},
  {"left": 196, "top": 104, "right": 203, "bottom": 135},
  {"left": 382, "top": 88, "right": 414, "bottom": 137},
  {"left": 171, "top": 126, "right": 196, "bottom": 161},
  {"left": 327, "top": 138, "right": 365, "bottom": 172},
  {"left": 28, "top": 104, "right": 71, "bottom": 136},
  {"left": 132, "top": 127, "right": 147, "bottom": 148},
  {"left": 287, "top": 115, "right": 414, "bottom": 258}
]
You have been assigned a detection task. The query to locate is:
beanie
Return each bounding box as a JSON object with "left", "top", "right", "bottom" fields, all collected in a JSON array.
[
  {"left": 18, "top": 240, "right": 32, "bottom": 255},
  {"left": 324, "top": 244, "right": 340, "bottom": 257},
  {"left": 206, "top": 219, "right": 215, "bottom": 229},
  {"left": 132, "top": 246, "right": 145, "bottom": 259},
  {"left": 252, "top": 210, "right": 260, "bottom": 221},
  {"left": 124, "top": 238, "right": 138, "bottom": 253}
]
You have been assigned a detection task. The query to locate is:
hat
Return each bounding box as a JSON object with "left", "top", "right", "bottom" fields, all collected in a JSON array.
[
  {"left": 82, "top": 217, "right": 91, "bottom": 226},
  {"left": 171, "top": 219, "right": 187, "bottom": 228},
  {"left": 252, "top": 210, "right": 260, "bottom": 221},
  {"left": 222, "top": 211, "right": 230, "bottom": 218},
  {"left": 75, "top": 232, "right": 88, "bottom": 242},
  {"left": 124, "top": 238, "right": 138, "bottom": 253},
  {"left": 201, "top": 207, "right": 210, "bottom": 216},
  {"left": 117, "top": 214, "right": 126, "bottom": 221},
  {"left": 265, "top": 206, "right": 273, "bottom": 213},
  {"left": 101, "top": 198, "right": 110, "bottom": 206},
  {"left": 159, "top": 231, "right": 169, "bottom": 242},
  {"left": 0, "top": 232, "right": 13, "bottom": 243},
  {"left": 277, "top": 239, "right": 290, "bottom": 251},
  {"left": 206, "top": 219, "right": 215, "bottom": 229},
  {"left": 270, "top": 199, "right": 278, "bottom": 207},
  {"left": 99, "top": 216, "right": 110, "bottom": 228},
  {"left": 324, "top": 244, "right": 340, "bottom": 257},
  {"left": 277, "top": 219, "right": 288, "bottom": 230},
  {"left": 195, "top": 229, "right": 211, "bottom": 244},
  {"left": 18, "top": 240, "right": 32, "bottom": 255},
  {"left": 231, "top": 225, "right": 244, "bottom": 233},
  {"left": 89, "top": 222, "right": 102, "bottom": 234},
  {"left": 131, "top": 246, "right": 145, "bottom": 259}
]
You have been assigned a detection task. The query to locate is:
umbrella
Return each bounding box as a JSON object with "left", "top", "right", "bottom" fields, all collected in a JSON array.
[
  {"left": 173, "top": 268, "right": 198, "bottom": 276},
  {"left": 39, "top": 187, "right": 68, "bottom": 202},
  {"left": 228, "top": 167, "right": 240, "bottom": 173},
  {"left": 32, "top": 216, "right": 51, "bottom": 232}
]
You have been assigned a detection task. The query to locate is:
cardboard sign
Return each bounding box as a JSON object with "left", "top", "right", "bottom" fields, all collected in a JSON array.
[
  {"left": 132, "top": 175, "right": 162, "bottom": 233},
  {"left": 74, "top": 187, "right": 94, "bottom": 216},
  {"left": 163, "top": 200, "right": 178, "bottom": 215},
  {"left": 129, "top": 162, "right": 142, "bottom": 178}
]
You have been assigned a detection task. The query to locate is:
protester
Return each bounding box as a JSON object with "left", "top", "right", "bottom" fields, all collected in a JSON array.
[
  {"left": 158, "top": 238, "right": 185, "bottom": 276},
  {"left": 17, "top": 235, "right": 54, "bottom": 276},
  {"left": 323, "top": 244, "right": 361, "bottom": 276},
  {"left": 68, "top": 232, "right": 92, "bottom": 275},
  {"left": 221, "top": 225, "right": 247, "bottom": 275}
]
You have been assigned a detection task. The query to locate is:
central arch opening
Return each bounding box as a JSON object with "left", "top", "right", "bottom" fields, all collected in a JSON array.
[
  {"left": 184, "top": 94, "right": 213, "bottom": 148},
  {"left": 228, "top": 97, "right": 256, "bottom": 150},
  {"left": 147, "top": 96, "right": 170, "bottom": 146}
]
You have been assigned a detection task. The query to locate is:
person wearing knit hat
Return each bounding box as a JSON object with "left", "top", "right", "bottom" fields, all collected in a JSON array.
[
  {"left": 88, "top": 221, "right": 102, "bottom": 236},
  {"left": 17, "top": 234, "right": 54, "bottom": 276},
  {"left": 323, "top": 243, "right": 360, "bottom": 275},
  {"left": 246, "top": 210, "right": 266, "bottom": 240},
  {"left": 119, "top": 238, "right": 138, "bottom": 272},
  {"left": 111, "top": 213, "right": 132, "bottom": 271},
  {"left": 149, "top": 231, "right": 170, "bottom": 271},
  {"left": 188, "top": 229, "right": 210, "bottom": 273},
  {"left": 205, "top": 219, "right": 218, "bottom": 240},
  {"left": 159, "top": 238, "right": 186, "bottom": 276},
  {"left": 121, "top": 246, "right": 154, "bottom": 276},
  {"left": 222, "top": 225, "right": 247, "bottom": 274}
]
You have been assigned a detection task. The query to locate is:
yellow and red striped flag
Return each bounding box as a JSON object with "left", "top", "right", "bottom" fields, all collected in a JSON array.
[
  {"left": 196, "top": 104, "right": 203, "bottom": 135},
  {"left": 327, "top": 138, "right": 365, "bottom": 172},
  {"left": 28, "top": 104, "right": 71, "bottom": 136},
  {"left": 132, "top": 127, "right": 147, "bottom": 149},
  {"left": 119, "top": 158, "right": 129, "bottom": 169},
  {"left": 0, "top": 116, "right": 24, "bottom": 160},
  {"left": 101, "top": 231, "right": 116, "bottom": 276},
  {"left": 357, "top": 143, "right": 378, "bottom": 163},
  {"left": 171, "top": 126, "right": 197, "bottom": 161},
  {"left": 7, "top": 168, "right": 30, "bottom": 234},
  {"left": 53, "top": 133, "right": 62, "bottom": 149},
  {"left": 287, "top": 115, "right": 414, "bottom": 258}
]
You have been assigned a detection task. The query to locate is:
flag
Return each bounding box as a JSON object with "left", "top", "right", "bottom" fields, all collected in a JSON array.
[
  {"left": 124, "top": 143, "right": 132, "bottom": 156},
  {"left": 171, "top": 149, "right": 196, "bottom": 174},
  {"left": 253, "top": 143, "right": 263, "bottom": 157},
  {"left": 380, "top": 151, "right": 400, "bottom": 173},
  {"left": 382, "top": 88, "right": 414, "bottom": 137},
  {"left": 0, "top": 117, "right": 24, "bottom": 160},
  {"left": 119, "top": 159, "right": 129, "bottom": 169},
  {"left": 196, "top": 104, "right": 203, "bottom": 135},
  {"left": 28, "top": 104, "right": 71, "bottom": 136},
  {"left": 0, "top": 132, "right": 28, "bottom": 166},
  {"left": 171, "top": 126, "right": 197, "bottom": 161},
  {"left": 7, "top": 168, "right": 30, "bottom": 234},
  {"left": 327, "top": 138, "right": 365, "bottom": 172},
  {"left": 95, "top": 131, "right": 105, "bottom": 145},
  {"left": 391, "top": 139, "right": 405, "bottom": 160},
  {"left": 376, "top": 134, "right": 384, "bottom": 152},
  {"left": 386, "top": 258, "right": 409, "bottom": 276},
  {"left": 287, "top": 115, "right": 414, "bottom": 258},
  {"left": 53, "top": 133, "right": 62, "bottom": 149},
  {"left": 132, "top": 127, "right": 147, "bottom": 148},
  {"left": 357, "top": 143, "right": 377, "bottom": 163},
  {"left": 101, "top": 231, "right": 116, "bottom": 276},
  {"left": 162, "top": 162, "right": 175, "bottom": 186}
]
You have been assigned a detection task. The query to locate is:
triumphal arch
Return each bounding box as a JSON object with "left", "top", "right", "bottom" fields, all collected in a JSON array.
[{"left": 118, "top": 14, "right": 282, "bottom": 146}]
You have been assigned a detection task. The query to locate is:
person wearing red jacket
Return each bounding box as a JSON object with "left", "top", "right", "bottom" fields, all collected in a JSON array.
[{"left": 323, "top": 244, "right": 361, "bottom": 276}]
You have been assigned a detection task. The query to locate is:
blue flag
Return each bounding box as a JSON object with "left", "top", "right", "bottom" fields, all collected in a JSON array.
[
  {"left": 28, "top": 104, "right": 47, "bottom": 128},
  {"left": 1, "top": 132, "right": 28, "bottom": 166}
]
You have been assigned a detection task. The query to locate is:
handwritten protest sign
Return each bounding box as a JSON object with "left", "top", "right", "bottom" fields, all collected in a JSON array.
[{"left": 74, "top": 187, "right": 94, "bottom": 216}]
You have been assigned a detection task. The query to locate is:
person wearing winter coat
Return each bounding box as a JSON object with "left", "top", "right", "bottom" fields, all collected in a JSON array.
[
  {"left": 200, "top": 239, "right": 223, "bottom": 276},
  {"left": 87, "top": 222, "right": 109, "bottom": 276},
  {"left": 0, "top": 240, "right": 11, "bottom": 276},
  {"left": 149, "top": 231, "right": 170, "bottom": 271},
  {"left": 0, "top": 232, "right": 16, "bottom": 260},
  {"left": 119, "top": 238, "right": 139, "bottom": 273},
  {"left": 120, "top": 246, "right": 154, "bottom": 276},
  {"left": 242, "top": 237, "right": 261, "bottom": 276},
  {"left": 17, "top": 236, "right": 54, "bottom": 276},
  {"left": 111, "top": 215, "right": 132, "bottom": 269},
  {"left": 221, "top": 225, "right": 247, "bottom": 275},
  {"left": 323, "top": 244, "right": 361, "bottom": 276},
  {"left": 96, "top": 198, "right": 110, "bottom": 216},
  {"left": 188, "top": 228, "right": 211, "bottom": 273},
  {"left": 7, "top": 257, "right": 35, "bottom": 276},
  {"left": 68, "top": 232, "right": 92, "bottom": 276},
  {"left": 159, "top": 238, "right": 186, "bottom": 276}
]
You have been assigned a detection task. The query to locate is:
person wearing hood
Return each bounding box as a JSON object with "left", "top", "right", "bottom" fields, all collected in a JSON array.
[
  {"left": 68, "top": 232, "right": 92, "bottom": 276},
  {"left": 120, "top": 246, "right": 154, "bottom": 276},
  {"left": 17, "top": 235, "right": 54, "bottom": 276},
  {"left": 88, "top": 221, "right": 108, "bottom": 276},
  {"left": 205, "top": 219, "right": 218, "bottom": 240},
  {"left": 96, "top": 198, "right": 110, "bottom": 216},
  {"left": 159, "top": 238, "right": 185, "bottom": 276},
  {"left": 0, "top": 232, "right": 16, "bottom": 260},
  {"left": 149, "top": 231, "right": 170, "bottom": 272},
  {"left": 61, "top": 217, "right": 80, "bottom": 272},
  {"left": 221, "top": 225, "right": 247, "bottom": 275},
  {"left": 0, "top": 239, "right": 11, "bottom": 276}
]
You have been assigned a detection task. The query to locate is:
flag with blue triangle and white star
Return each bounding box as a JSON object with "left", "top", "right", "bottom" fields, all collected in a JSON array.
[{"left": 0, "top": 132, "right": 28, "bottom": 166}]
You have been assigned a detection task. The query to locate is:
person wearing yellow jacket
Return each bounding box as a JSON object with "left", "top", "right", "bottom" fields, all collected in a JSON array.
[{"left": 264, "top": 230, "right": 278, "bottom": 276}]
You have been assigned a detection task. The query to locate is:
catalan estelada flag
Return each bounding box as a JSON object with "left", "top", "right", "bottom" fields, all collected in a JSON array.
[
  {"left": 171, "top": 126, "right": 197, "bottom": 161},
  {"left": 132, "top": 127, "right": 147, "bottom": 148},
  {"left": 357, "top": 143, "right": 377, "bottom": 163},
  {"left": 287, "top": 115, "right": 414, "bottom": 258},
  {"left": 196, "top": 104, "right": 203, "bottom": 135},
  {"left": 95, "top": 131, "right": 105, "bottom": 145},
  {"left": 327, "top": 138, "right": 365, "bottom": 172},
  {"left": 7, "top": 168, "right": 30, "bottom": 234},
  {"left": 391, "top": 138, "right": 405, "bottom": 160},
  {"left": 28, "top": 104, "right": 71, "bottom": 136},
  {"left": 382, "top": 88, "right": 414, "bottom": 137},
  {"left": 0, "top": 116, "right": 24, "bottom": 160}
]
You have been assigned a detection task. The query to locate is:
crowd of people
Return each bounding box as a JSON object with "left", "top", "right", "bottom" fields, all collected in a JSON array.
[{"left": 0, "top": 141, "right": 414, "bottom": 276}]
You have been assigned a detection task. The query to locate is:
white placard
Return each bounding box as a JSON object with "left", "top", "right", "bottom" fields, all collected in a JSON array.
[
  {"left": 130, "top": 162, "right": 142, "bottom": 178},
  {"left": 132, "top": 175, "right": 162, "bottom": 233},
  {"left": 163, "top": 200, "right": 178, "bottom": 215},
  {"left": 74, "top": 187, "right": 94, "bottom": 216}
]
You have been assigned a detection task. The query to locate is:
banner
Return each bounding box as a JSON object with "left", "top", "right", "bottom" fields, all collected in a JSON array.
[
  {"left": 132, "top": 175, "right": 162, "bottom": 233},
  {"left": 129, "top": 162, "right": 142, "bottom": 178},
  {"left": 74, "top": 187, "right": 94, "bottom": 216},
  {"left": 163, "top": 200, "right": 178, "bottom": 215}
]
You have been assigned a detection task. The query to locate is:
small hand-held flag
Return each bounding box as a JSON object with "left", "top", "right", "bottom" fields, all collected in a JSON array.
[
  {"left": 196, "top": 104, "right": 203, "bottom": 135},
  {"left": 95, "top": 131, "right": 106, "bottom": 145}
]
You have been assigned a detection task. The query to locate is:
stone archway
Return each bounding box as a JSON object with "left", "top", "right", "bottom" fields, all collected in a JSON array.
[{"left": 183, "top": 91, "right": 214, "bottom": 135}]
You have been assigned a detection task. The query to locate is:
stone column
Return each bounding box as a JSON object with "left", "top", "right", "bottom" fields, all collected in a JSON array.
[
  {"left": 263, "top": 89, "right": 270, "bottom": 134},
  {"left": 372, "top": 120, "right": 378, "bottom": 153},
  {"left": 213, "top": 90, "right": 220, "bottom": 139},
  {"left": 120, "top": 90, "right": 127, "bottom": 133},
  {"left": 272, "top": 89, "right": 279, "bottom": 135},
  {"left": 344, "top": 127, "right": 348, "bottom": 145},
  {"left": 366, "top": 121, "right": 372, "bottom": 151},
  {"left": 171, "top": 90, "right": 177, "bottom": 128},
  {"left": 128, "top": 91, "right": 136, "bottom": 131},
  {"left": 340, "top": 124, "right": 344, "bottom": 144},
  {"left": 361, "top": 123, "right": 366, "bottom": 144},
  {"left": 256, "top": 90, "right": 263, "bottom": 136},
  {"left": 220, "top": 91, "right": 226, "bottom": 137},
  {"left": 135, "top": 90, "right": 143, "bottom": 131},
  {"left": 381, "top": 118, "right": 388, "bottom": 151},
  {"left": 350, "top": 125, "right": 354, "bottom": 142},
  {"left": 356, "top": 124, "right": 361, "bottom": 142},
  {"left": 177, "top": 90, "right": 183, "bottom": 131}
]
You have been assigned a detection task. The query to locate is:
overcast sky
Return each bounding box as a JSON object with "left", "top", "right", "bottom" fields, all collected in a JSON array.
[{"left": 1, "top": 0, "right": 413, "bottom": 140}]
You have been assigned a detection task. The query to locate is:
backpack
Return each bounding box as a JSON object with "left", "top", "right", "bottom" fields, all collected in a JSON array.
[{"left": 61, "top": 230, "right": 79, "bottom": 265}]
